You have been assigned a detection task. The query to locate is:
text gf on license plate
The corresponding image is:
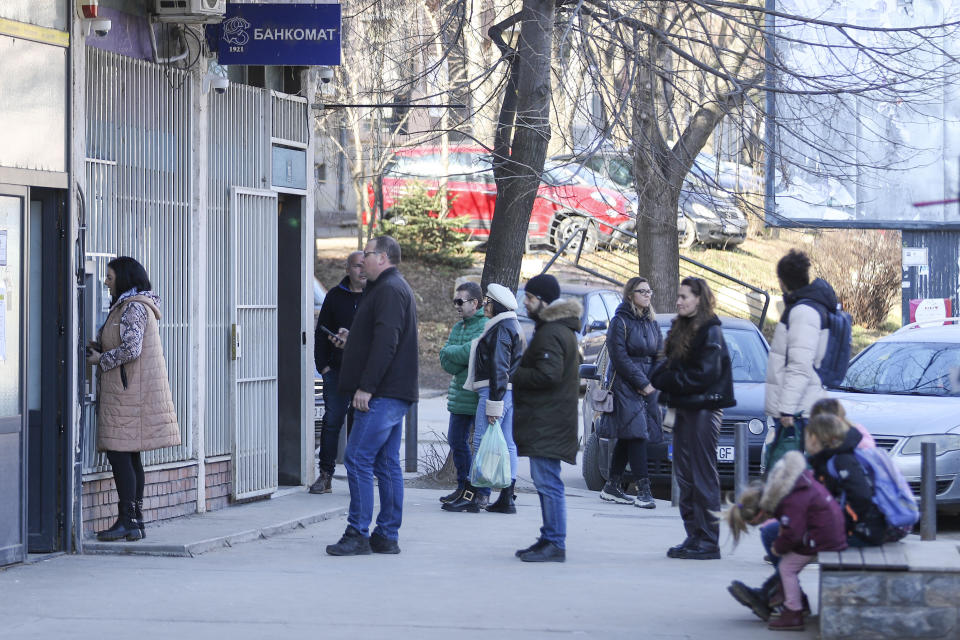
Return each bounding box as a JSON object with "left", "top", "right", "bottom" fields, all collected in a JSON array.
[{"left": 716, "top": 446, "right": 735, "bottom": 462}]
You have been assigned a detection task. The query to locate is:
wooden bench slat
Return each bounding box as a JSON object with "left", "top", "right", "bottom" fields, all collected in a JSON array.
[
  {"left": 859, "top": 546, "right": 887, "bottom": 569},
  {"left": 880, "top": 544, "right": 909, "bottom": 570},
  {"left": 841, "top": 547, "right": 864, "bottom": 569},
  {"left": 818, "top": 551, "right": 842, "bottom": 568}
]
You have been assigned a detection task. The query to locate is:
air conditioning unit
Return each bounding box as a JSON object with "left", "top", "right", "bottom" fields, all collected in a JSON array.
[{"left": 155, "top": 0, "right": 225, "bottom": 20}]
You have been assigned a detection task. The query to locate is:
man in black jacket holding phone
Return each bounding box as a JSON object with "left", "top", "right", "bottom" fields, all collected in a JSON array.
[
  {"left": 325, "top": 236, "right": 419, "bottom": 556},
  {"left": 310, "top": 251, "right": 365, "bottom": 494}
]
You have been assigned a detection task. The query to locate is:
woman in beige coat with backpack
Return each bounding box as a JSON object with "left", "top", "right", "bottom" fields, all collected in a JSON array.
[{"left": 86, "top": 257, "right": 180, "bottom": 541}]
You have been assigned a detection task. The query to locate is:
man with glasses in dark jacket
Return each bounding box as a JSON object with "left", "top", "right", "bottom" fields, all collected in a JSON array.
[
  {"left": 310, "top": 251, "right": 365, "bottom": 495},
  {"left": 325, "top": 236, "right": 419, "bottom": 556}
]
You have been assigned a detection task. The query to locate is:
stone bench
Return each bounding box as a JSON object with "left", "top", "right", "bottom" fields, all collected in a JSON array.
[{"left": 818, "top": 540, "right": 960, "bottom": 639}]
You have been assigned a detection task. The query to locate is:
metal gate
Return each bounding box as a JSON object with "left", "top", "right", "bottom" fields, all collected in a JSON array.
[
  {"left": 230, "top": 188, "right": 278, "bottom": 499},
  {"left": 83, "top": 48, "right": 192, "bottom": 472}
]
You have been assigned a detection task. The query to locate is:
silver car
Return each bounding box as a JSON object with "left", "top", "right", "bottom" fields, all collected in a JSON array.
[{"left": 828, "top": 321, "right": 960, "bottom": 514}]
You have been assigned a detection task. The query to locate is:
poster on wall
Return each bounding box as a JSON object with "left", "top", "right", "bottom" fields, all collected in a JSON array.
[{"left": 909, "top": 298, "right": 953, "bottom": 324}]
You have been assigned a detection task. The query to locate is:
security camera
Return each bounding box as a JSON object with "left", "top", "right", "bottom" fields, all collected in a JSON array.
[
  {"left": 83, "top": 17, "right": 111, "bottom": 37},
  {"left": 211, "top": 75, "right": 229, "bottom": 94},
  {"left": 319, "top": 66, "right": 334, "bottom": 84}
]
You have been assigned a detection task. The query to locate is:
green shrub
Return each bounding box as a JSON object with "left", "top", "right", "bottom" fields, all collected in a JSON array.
[{"left": 379, "top": 182, "right": 473, "bottom": 268}]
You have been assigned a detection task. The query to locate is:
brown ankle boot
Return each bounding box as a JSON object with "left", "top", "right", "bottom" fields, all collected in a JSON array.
[{"left": 768, "top": 607, "right": 804, "bottom": 631}]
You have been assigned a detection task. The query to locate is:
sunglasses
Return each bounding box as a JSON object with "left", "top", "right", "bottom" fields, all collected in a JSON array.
[{"left": 453, "top": 298, "right": 476, "bottom": 307}]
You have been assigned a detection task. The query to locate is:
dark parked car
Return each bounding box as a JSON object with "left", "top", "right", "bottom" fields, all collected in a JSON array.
[
  {"left": 516, "top": 283, "right": 621, "bottom": 366},
  {"left": 579, "top": 314, "right": 771, "bottom": 490}
]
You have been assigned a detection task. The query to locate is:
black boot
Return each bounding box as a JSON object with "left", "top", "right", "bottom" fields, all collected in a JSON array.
[
  {"left": 441, "top": 484, "right": 481, "bottom": 512},
  {"left": 439, "top": 482, "right": 466, "bottom": 504},
  {"left": 97, "top": 501, "right": 143, "bottom": 542},
  {"left": 600, "top": 476, "right": 632, "bottom": 504},
  {"left": 486, "top": 480, "right": 516, "bottom": 514},
  {"left": 134, "top": 498, "right": 146, "bottom": 539},
  {"left": 633, "top": 477, "right": 656, "bottom": 509}
]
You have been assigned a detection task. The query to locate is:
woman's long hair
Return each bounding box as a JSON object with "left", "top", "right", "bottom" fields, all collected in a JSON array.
[
  {"left": 622, "top": 277, "right": 655, "bottom": 321},
  {"left": 664, "top": 277, "right": 716, "bottom": 362},
  {"left": 107, "top": 256, "right": 152, "bottom": 306}
]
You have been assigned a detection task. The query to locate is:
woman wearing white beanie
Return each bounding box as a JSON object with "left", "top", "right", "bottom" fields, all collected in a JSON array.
[{"left": 444, "top": 283, "right": 525, "bottom": 513}]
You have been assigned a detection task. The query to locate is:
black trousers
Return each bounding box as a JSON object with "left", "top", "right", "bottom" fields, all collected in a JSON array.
[
  {"left": 106, "top": 450, "right": 144, "bottom": 505},
  {"left": 610, "top": 437, "right": 649, "bottom": 480},
  {"left": 672, "top": 408, "right": 722, "bottom": 548}
]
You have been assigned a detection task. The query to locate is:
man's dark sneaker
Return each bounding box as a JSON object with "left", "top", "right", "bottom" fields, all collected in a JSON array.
[
  {"left": 675, "top": 545, "right": 721, "bottom": 560},
  {"left": 439, "top": 485, "right": 465, "bottom": 504},
  {"left": 515, "top": 538, "right": 549, "bottom": 558},
  {"left": 666, "top": 536, "right": 698, "bottom": 558},
  {"left": 599, "top": 480, "right": 632, "bottom": 505},
  {"left": 325, "top": 526, "right": 371, "bottom": 556},
  {"left": 309, "top": 472, "right": 332, "bottom": 494},
  {"left": 369, "top": 531, "right": 400, "bottom": 554},
  {"left": 519, "top": 541, "right": 565, "bottom": 563},
  {"left": 728, "top": 580, "right": 773, "bottom": 621}
]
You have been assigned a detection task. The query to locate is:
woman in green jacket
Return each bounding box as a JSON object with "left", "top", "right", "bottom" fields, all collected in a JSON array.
[{"left": 437, "top": 281, "right": 487, "bottom": 505}]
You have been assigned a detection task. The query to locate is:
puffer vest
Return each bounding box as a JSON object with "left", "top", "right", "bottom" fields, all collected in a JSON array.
[{"left": 97, "top": 294, "right": 181, "bottom": 452}]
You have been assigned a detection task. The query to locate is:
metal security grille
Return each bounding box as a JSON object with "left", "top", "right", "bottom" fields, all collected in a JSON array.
[
  {"left": 231, "top": 188, "right": 278, "bottom": 498},
  {"left": 271, "top": 90, "right": 308, "bottom": 145},
  {"left": 83, "top": 48, "right": 192, "bottom": 472},
  {"left": 205, "top": 85, "right": 266, "bottom": 457}
]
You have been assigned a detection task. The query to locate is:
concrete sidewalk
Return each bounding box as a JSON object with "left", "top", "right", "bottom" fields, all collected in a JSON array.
[
  {"left": 82, "top": 488, "right": 350, "bottom": 557},
  {"left": 3, "top": 480, "right": 821, "bottom": 639}
]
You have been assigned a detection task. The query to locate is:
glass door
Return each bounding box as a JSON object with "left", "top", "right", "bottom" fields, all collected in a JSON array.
[{"left": 0, "top": 186, "right": 26, "bottom": 567}]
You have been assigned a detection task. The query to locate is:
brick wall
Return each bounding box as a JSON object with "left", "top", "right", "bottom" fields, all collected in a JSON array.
[
  {"left": 82, "top": 458, "right": 234, "bottom": 536},
  {"left": 205, "top": 459, "right": 232, "bottom": 512}
]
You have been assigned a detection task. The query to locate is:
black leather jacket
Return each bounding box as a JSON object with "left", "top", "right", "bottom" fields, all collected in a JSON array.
[
  {"left": 473, "top": 316, "right": 523, "bottom": 402},
  {"left": 651, "top": 315, "right": 736, "bottom": 410}
]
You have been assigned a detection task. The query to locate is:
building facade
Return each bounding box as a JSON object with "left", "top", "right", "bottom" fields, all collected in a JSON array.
[{"left": 0, "top": 0, "right": 319, "bottom": 567}]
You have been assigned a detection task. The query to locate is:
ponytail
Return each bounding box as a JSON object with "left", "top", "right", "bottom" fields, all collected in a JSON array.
[{"left": 718, "top": 482, "right": 765, "bottom": 547}]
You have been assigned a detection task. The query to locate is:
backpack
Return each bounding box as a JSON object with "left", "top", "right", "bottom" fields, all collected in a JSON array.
[
  {"left": 826, "top": 447, "right": 920, "bottom": 533},
  {"left": 787, "top": 298, "right": 852, "bottom": 388}
]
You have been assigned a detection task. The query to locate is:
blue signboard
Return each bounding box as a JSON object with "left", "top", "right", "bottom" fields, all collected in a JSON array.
[{"left": 212, "top": 3, "right": 341, "bottom": 66}]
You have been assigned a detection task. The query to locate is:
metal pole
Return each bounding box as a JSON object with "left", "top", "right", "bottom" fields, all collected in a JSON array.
[
  {"left": 405, "top": 403, "right": 418, "bottom": 473},
  {"left": 734, "top": 422, "right": 749, "bottom": 501},
  {"left": 671, "top": 444, "right": 679, "bottom": 507},
  {"left": 920, "top": 441, "right": 937, "bottom": 541}
]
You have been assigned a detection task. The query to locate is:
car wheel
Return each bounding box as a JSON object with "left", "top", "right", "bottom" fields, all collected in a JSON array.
[
  {"left": 553, "top": 216, "right": 599, "bottom": 253},
  {"left": 582, "top": 431, "right": 606, "bottom": 491},
  {"left": 678, "top": 215, "right": 697, "bottom": 248}
]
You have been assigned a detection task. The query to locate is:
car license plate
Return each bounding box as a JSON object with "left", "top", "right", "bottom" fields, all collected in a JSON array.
[
  {"left": 314, "top": 406, "right": 323, "bottom": 420},
  {"left": 717, "top": 446, "right": 735, "bottom": 462}
]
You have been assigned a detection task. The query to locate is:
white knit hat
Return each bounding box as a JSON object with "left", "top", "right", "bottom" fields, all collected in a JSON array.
[{"left": 485, "top": 283, "right": 518, "bottom": 311}]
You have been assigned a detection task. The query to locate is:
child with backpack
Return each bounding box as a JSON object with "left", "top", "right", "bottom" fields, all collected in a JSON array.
[
  {"left": 721, "top": 451, "right": 847, "bottom": 631},
  {"left": 806, "top": 413, "right": 919, "bottom": 543}
]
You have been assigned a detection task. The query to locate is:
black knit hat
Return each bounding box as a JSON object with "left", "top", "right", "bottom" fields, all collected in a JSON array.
[{"left": 524, "top": 274, "right": 561, "bottom": 304}]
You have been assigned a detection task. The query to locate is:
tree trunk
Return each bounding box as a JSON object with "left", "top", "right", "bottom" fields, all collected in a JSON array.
[
  {"left": 481, "top": 0, "right": 555, "bottom": 292},
  {"left": 632, "top": 30, "right": 681, "bottom": 313}
]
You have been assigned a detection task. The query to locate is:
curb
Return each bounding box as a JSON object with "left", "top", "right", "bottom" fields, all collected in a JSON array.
[{"left": 82, "top": 505, "right": 347, "bottom": 558}]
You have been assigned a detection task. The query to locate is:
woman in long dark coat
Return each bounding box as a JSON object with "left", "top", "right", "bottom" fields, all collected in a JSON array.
[{"left": 599, "top": 277, "right": 663, "bottom": 508}]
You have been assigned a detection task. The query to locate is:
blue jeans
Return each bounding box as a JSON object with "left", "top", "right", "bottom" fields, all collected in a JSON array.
[
  {"left": 529, "top": 456, "right": 566, "bottom": 549},
  {"left": 447, "top": 413, "right": 474, "bottom": 485},
  {"left": 318, "top": 368, "right": 352, "bottom": 476},
  {"left": 472, "top": 388, "right": 517, "bottom": 497},
  {"left": 343, "top": 396, "right": 411, "bottom": 540},
  {"left": 760, "top": 520, "right": 781, "bottom": 570}
]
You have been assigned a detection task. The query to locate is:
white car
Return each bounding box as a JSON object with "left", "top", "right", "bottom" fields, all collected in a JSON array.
[{"left": 828, "top": 320, "right": 960, "bottom": 513}]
